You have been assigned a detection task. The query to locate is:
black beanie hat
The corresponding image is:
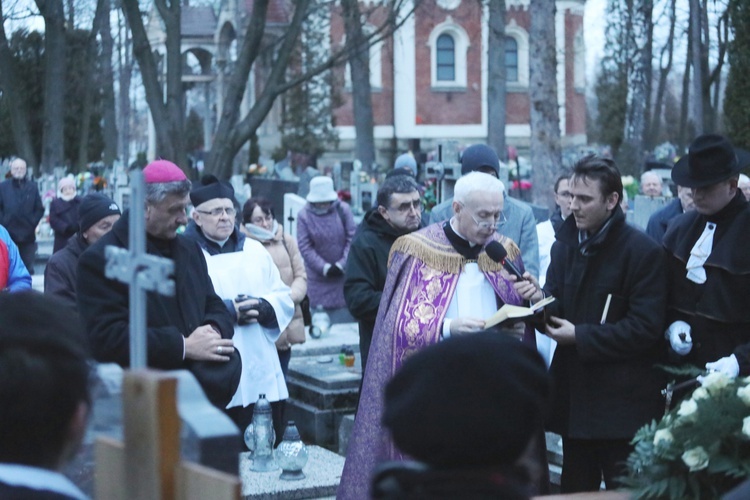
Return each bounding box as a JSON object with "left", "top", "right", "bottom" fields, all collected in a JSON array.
[
  {"left": 190, "top": 175, "right": 236, "bottom": 207},
  {"left": 460, "top": 144, "right": 500, "bottom": 177},
  {"left": 383, "top": 331, "right": 550, "bottom": 469},
  {"left": 78, "top": 194, "right": 121, "bottom": 234}
]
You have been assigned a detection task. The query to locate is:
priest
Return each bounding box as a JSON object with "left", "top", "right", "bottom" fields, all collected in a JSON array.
[{"left": 338, "top": 171, "right": 535, "bottom": 499}]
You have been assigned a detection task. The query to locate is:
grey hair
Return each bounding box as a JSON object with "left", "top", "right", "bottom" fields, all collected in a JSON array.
[
  {"left": 640, "top": 171, "right": 661, "bottom": 184},
  {"left": 145, "top": 180, "right": 192, "bottom": 204},
  {"left": 454, "top": 172, "right": 504, "bottom": 204}
]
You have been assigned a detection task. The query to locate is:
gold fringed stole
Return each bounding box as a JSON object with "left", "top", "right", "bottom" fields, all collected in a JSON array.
[{"left": 388, "top": 230, "right": 521, "bottom": 274}]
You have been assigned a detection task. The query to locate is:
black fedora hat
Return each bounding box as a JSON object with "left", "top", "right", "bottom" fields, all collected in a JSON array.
[{"left": 672, "top": 134, "right": 750, "bottom": 188}]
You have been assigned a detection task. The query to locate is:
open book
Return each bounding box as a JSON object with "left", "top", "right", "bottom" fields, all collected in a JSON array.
[{"left": 484, "top": 295, "right": 556, "bottom": 329}]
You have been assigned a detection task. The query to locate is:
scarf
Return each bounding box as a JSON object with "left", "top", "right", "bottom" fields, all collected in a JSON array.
[{"left": 244, "top": 220, "right": 279, "bottom": 242}]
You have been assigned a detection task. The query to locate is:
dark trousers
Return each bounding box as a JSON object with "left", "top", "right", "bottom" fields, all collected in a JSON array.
[
  {"left": 226, "top": 399, "right": 287, "bottom": 451},
  {"left": 17, "top": 241, "right": 36, "bottom": 275},
  {"left": 560, "top": 438, "right": 632, "bottom": 493}
]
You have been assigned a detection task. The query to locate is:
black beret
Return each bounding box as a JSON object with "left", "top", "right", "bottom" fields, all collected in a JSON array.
[
  {"left": 190, "top": 174, "right": 236, "bottom": 207},
  {"left": 383, "top": 331, "right": 550, "bottom": 468}
]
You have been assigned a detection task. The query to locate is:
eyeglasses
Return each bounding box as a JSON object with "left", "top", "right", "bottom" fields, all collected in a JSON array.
[
  {"left": 250, "top": 214, "right": 274, "bottom": 225},
  {"left": 196, "top": 207, "right": 236, "bottom": 217},
  {"left": 389, "top": 199, "right": 423, "bottom": 214},
  {"left": 556, "top": 190, "right": 572, "bottom": 199},
  {"left": 460, "top": 202, "right": 505, "bottom": 230}
]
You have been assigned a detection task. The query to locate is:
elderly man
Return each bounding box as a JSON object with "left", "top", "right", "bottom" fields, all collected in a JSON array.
[
  {"left": 184, "top": 175, "right": 294, "bottom": 441},
  {"left": 344, "top": 175, "right": 422, "bottom": 372},
  {"left": 516, "top": 155, "right": 666, "bottom": 493},
  {"left": 664, "top": 134, "right": 750, "bottom": 378},
  {"left": 0, "top": 158, "right": 44, "bottom": 274},
  {"left": 0, "top": 292, "right": 90, "bottom": 499},
  {"left": 640, "top": 170, "right": 664, "bottom": 197},
  {"left": 339, "top": 172, "right": 532, "bottom": 499},
  {"left": 646, "top": 185, "right": 694, "bottom": 242},
  {"left": 76, "top": 160, "right": 240, "bottom": 410},
  {"left": 45, "top": 194, "right": 121, "bottom": 310},
  {"left": 429, "top": 144, "right": 539, "bottom": 279}
]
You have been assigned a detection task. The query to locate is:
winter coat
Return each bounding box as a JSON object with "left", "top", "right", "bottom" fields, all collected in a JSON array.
[
  {"left": 343, "top": 208, "right": 404, "bottom": 370},
  {"left": 296, "top": 200, "right": 356, "bottom": 309},
  {"left": 663, "top": 191, "right": 750, "bottom": 374},
  {"left": 0, "top": 224, "right": 31, "bottom": 291},
  {"left": 44, "top": 233, "right": 87, "bottom": 309},
  {"left": 543, "top": 206, "right": 667, "bottom": 440},
  {"left": 49, "top": 196, "right": 81, "bottom": 253},
  {"left": 245, "top": 224, "right": 307, "bottom": 349},
  {"left": 0, "top": 178, "right": 44, "bottom": 245},
  {"left": 646, "top": 198, "right": 683, "bottom": 243},
  {"left": 76, "top": 210, "right": 241, "bottom": 409}
]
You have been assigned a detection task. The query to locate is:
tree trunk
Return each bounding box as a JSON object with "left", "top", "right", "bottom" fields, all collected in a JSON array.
[
  {"left": 117, "top": 8, "right": 132, "bottom": 168},
  {"left": 487, "top": 0, "right": 506, "bottom": 166},
  {"left": 619, "top": 0, "right": 651, "bottom": 175},
  {"left": 99, "top": 0, "right": 118, "bottom": 167},
  {"left": 77, "top": 0, "right": 108, "bottom": 171},
  {"left": 690, "top": 0, "right": 703, "bottom": 135},
  {"left": 528, "top": 0, "right": 561, "bottom": 210},
  {"left": 121, "top": 0, "right": 176, "bottom": 165},
  {"left": 36, "top": 0, "right": 67, "bottom": 174},
  {"left": 678, "top": 11, "right": 692, "bottom": 152},
  {"left": 647, "top": 0, "right": 676, "bottom": 147},
  {"left": 0, "top": 1, "right": 38, "bottom": 167},
  {"left": 206, "top": 0, "right": 271, "bottom": 178},
  {"left": 341, "top": 0, "right": 375, "bottom": 171}
]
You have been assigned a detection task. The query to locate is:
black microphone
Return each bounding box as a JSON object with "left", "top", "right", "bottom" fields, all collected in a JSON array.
[{"left": 485, "top": 240, "right": 525, "bottom": 281}]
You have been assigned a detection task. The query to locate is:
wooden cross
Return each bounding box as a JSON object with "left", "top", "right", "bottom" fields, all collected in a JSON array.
[
  {"left": 104, "top": 170, "right": 175, "bottom": 369},
  {"left": 96, "top": 170, "right": 241, "bottom": 499}
]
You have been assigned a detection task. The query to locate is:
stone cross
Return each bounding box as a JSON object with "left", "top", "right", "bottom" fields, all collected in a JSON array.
[{"left": 104, "top": 170, "right": 175, "bottom": 369}]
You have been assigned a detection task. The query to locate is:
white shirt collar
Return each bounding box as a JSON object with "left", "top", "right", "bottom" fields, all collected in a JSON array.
[{"left": 0, "top": 463, "right": 88, "bottom": 499}]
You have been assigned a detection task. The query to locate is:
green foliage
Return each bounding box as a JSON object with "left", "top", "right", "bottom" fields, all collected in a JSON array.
[
  {"left": 593, "top": 0, "right": 631, "bottom": 157},
  {"left": 725, "top": 0, "right": 750, "bottom": 150},
  {"left": 622, "top": 373, "right": 750, "bottom": 499},
  {"left": 0, "top": 28, "right": 104, "bottom": 165}
]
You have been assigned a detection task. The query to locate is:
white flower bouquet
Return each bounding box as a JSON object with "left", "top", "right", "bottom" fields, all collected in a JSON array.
[{"left": 623, "top": 372, "right": 750, "bottom": 498}]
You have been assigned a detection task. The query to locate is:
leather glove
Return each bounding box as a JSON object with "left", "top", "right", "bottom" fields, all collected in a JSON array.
[
  {"left": 706, "top": 354, "right": 740, "bottom": 379},
  {"left": 326, "top": 263, "right": 344, "bottom": 278},
  {"left": 665, "top": 320, "right": 692, "bottom": 356},
  {"left": 239, "top": 298, "right": 278, "bottom": 329}
]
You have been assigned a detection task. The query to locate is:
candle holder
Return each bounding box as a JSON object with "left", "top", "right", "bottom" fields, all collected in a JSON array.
[
  {"left": 275, "top": 421, "right": 308, "bottom": 480},
  {"left": 248, "top": 394, "right": 278, "bottom": 472}
]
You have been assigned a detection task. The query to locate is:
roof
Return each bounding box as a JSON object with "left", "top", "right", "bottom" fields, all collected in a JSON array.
[{"left": 182, "top": 6, "right": 217, "bottom": 37}]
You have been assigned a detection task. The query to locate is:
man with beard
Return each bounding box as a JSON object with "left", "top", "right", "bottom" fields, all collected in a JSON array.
[{"left": 344, "top": 175, "right": 422, "bottom": 372}]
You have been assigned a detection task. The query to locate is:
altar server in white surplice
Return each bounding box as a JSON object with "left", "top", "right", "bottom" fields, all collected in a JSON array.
[{"left": 183, "top": 175, "right": 294, "bottom": 445}]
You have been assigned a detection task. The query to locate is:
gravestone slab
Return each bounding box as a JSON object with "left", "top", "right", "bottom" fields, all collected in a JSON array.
[
  {"left": 240, "top": 446, "right": 344, "bottom": 499},
  {"left": 65, "top": 363, "right": 241, "bottom": 496}
]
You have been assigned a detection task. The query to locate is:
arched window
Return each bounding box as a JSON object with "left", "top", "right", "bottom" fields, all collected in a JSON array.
[
  {"left": 436, "top": 34, "right": 455, "bottom": 81},
  {"left": 505, "top": 36, "right": 518, "bottom": 82}
]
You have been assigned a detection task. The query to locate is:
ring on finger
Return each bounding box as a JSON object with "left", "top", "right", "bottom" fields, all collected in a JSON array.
[{"left": 217, "top": 346, "right": 223, "bottom": 354}]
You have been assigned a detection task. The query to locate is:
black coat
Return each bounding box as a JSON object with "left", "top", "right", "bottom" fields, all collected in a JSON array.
[
  {"left": 344, "top": 208, "right": 404, "bottom": 370},
  {"left": 49, "top": 196, "right": 81, "bottom": 253},
  {"left": 0, "top": 178, "right": 44, "bottom": 244},
  {"left": 76, "top": 210, "right": 240, "bottom": 408},
  {"left": 544, "top": 207, "right": 667, "bottom": 440},
  {"left": 663, "top": 191, "right": 750, "bottom": 374},
  {"left": 646, "top": 197, "right": 683, "bottom": 243},
  {"left": 44, "top": 233, "right": 87, "bottom": 309}
]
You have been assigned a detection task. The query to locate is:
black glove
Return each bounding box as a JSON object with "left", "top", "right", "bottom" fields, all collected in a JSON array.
[
  {"left": 238, "top": 297, "right": 278, "bottom": 329},
  {"left": 326, "top": 263, "right": 344, "bottom": 278}
]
